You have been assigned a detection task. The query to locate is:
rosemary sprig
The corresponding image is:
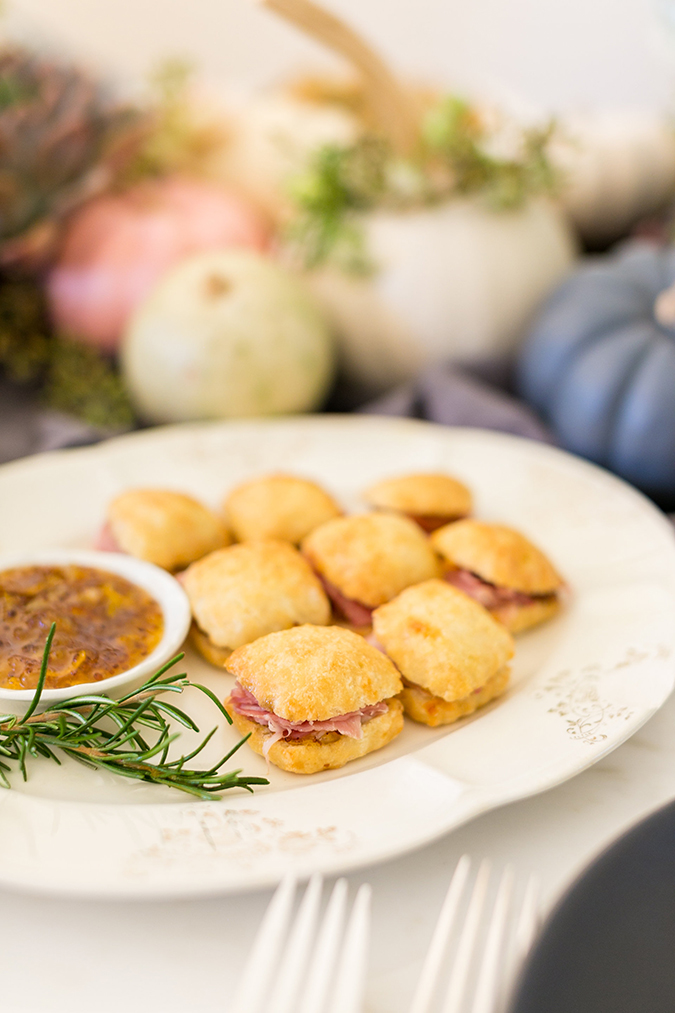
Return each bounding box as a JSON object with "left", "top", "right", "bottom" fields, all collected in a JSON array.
[{"left": 0, "top": 624, "right": 268, "bottom": 799}]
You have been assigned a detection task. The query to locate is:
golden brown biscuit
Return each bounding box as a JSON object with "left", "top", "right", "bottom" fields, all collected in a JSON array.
[
  {"left": 183, "top": 541, "right": 330, "bottom": 660},
  {"left": 227, "top": 624, "right": 402, "bottom": 722},
  {"left": 107, "top": 488, "right": 229, "bottom": 571},
  {"left": 431, "top": 520, "right": 562, "bottom": 594},
  {"left": 364, "top": 473, "right": 472, "bottom": 530},
  {"left": 227, "top": 697, "right": 404, "bottom": 774},
  {"left": 224, "top": 474, "right": 341, "bottom": 544},
  {"left": 188, "top": 623, "right": 233, "bottom": 666},
  {"left": 302, "top": 513, "right": 440, "bottom": 609},
  {"left": 372, "top": 579, "right": 514, "bottom": 702},
  {"left": 399, "top": 668, "right": 509, "bottom": 727}
]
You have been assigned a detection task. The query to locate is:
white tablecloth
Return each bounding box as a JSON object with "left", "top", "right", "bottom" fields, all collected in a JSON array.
[{"left": 3, "top": 685, "right": 674, "bottom": 1013}]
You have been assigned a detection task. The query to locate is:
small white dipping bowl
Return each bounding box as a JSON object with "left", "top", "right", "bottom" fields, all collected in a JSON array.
[{"left": 0, "top": 549, "right": 191, "bottom": 715}]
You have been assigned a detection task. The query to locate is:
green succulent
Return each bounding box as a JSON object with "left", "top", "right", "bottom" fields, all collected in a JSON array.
[{"left": 0, "top": 45, "right": 139, "bottom": 252}]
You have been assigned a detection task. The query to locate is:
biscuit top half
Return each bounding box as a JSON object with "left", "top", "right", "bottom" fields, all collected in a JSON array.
[
  {"left": 302, "top": 513, "right": 440, "bottom": 607},
  {"left": 224, "top": 473, "right": 341, "bottom": 544},
  {"left": 183, "top": 540, "right": 330, "bottom": 650},
  {"left": 108, "top": 488, "right": 229, "bottom": 571},
  {"left": 227, "top": 624, "right": 403, "bottom": 722},
  {"left": 431, "top": 520, "right": 562, "bottom": 595},
  {"left": 364, "top": 473, "right": 472, "bottom": 518},
  {"left": 372, "top": 580, "right": 514, "bottom": 702}
]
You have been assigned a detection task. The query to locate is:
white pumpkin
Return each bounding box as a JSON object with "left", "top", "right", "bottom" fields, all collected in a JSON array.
[
  {"left": 216, "top": 93, "right": 358, "bottom": 222},
  {"left": 306, "top": 196, "right": 576, "bottom": 393},
  {"left": 121, "top": 250, "right": 334, "bottom": 423},
  {"left": 551, "top": 111, "right": 675, "bottom": 245}
]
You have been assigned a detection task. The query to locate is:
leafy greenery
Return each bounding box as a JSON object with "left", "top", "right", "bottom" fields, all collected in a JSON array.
[
  {"left": 0, "top": 70, "right": 37, "bottom": 111},
  {"left": 0, "top": 624, "right": 268, "bottom": 799},
  {"left": 289, "top": 94, "right": 558, "bottom": 271},
  {"left": 423, "top": 96, "right": 557, "bottom": 208},
  {"left": 0, "top": 279, "right": 135, "bottom": 430},
  {"left": 288, "top": 138, "right": 389, "bottom": 272},
  {"left": 0, "top": 278, "right": 51, "bottom": 382},
  {"left": 120, "top": 58, "right": 229, "bottom": 185},
  {"left": 43, "top": 337, "right": 136, "bottom": 430}
]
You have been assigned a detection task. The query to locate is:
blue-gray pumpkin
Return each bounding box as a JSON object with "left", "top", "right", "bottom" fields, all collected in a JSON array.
[{"left": 517, "top": 241, "right": 675, "bottom": 498}]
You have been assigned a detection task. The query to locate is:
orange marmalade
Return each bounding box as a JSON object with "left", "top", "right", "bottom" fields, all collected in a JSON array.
[{"left": 0, "top": 565, "right": 164, "bottom": 690}]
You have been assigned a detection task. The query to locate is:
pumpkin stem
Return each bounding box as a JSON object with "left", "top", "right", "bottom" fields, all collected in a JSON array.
[
  {"left": 654, "top": 283, "right": 675, "bottom": 329},
  {"left": 250, "top": 0, "right": 420, "bottom": 155}
]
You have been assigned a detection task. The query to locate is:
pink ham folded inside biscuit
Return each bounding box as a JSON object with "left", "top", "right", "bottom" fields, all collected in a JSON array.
[
  {"left": 317, "top": 574, "right": 374, "bottom": 627},
  {"left": 302, "top": 513, "right": 439, "bottom": 629},
  {"left": 431, "top": 520, "right": 564, "bottom": 634},
  {"left": 95, "top": 522, "right": 121, "bottom": 553},
  {"left": 444, "top": 568, "right": 537, "bottom": 609},
  {"left": 364, "top": 473, "right": 472, "bottom": 531},
  {"left": 229, "top": 682, "right": 388, "bottom": 758},
  {"left": 224, "top": 625, "right": 403, "bottom": 774},
  {"left": 371, "top": 579, "right": 515, "bottom": 727}
]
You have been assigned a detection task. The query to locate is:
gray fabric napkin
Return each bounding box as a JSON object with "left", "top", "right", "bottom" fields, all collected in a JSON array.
[
  {"left": 0, "top": 361, "right": 553, "bottom": 467},
  {"left": 2, "top": 368, "right": 674, "bottom": 526},
  {"left": 0, "top": 381, "right": 120, "bottom": 466},
  {"left": 359, "top": 362, "right": 554, "bottom": 443}
]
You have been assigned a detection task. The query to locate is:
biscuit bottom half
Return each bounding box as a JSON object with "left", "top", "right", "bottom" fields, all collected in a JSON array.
[
  {"left": 490, "top": 596, "right": 560, "bottom": 635},
  {"left": 400, "top": 667, "right": 510, "bottom": 727},
  {"left": 189, "top": 623, "right": 232, "bottom": 667},
  {"left": 226, "top": 697, "right": 404, "bottom": 774}
]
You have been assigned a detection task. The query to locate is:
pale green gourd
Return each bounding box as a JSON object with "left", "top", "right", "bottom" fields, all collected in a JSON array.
[{"left": 121, "top": 250, "right": 335, "bottom": 423}]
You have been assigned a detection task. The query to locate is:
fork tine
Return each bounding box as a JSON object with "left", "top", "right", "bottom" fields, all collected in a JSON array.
[
  {"left": 442, "top": 859, "right": 492, "bottom": 1013},
  {"left": 230, "top": 875, "right": 297, "bottom": 1013},
  {"left": 327, "top": 883, "right": 372, "bottom": 1013},
  {"left": 514, "top": 874, "right": 540, "bottom": 961},
  {"left": 470, "top": 866, "right": 514, "bottom": 1013},
  {"left": 268, "top": 874, "right": 324, "bottom": 1013},
  {"left": 298, "top": 878, "right": 348, "bottom": 1013},
  {"left": 409, "top": 855, "right": 472, "bottom": 1013}
]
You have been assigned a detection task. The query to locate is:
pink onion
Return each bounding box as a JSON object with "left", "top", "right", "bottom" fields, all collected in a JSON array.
[{"left": 47, "top": 176, "right": 271, "bottom": 352}]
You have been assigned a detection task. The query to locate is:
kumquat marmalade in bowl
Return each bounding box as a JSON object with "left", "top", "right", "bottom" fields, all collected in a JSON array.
[
  {"left": 0, "top": 549, "right": 191, "bottom": 713},
  {"left": 0, "top": 564, "right": 164, "bottom": 691}
]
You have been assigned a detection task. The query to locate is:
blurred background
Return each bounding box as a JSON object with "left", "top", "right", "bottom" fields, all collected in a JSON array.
[
  {"left": 8, "top": 0, "right": 675, "bottom": 110},
  {"left": 3, "top": 0, "right": 675, "bottom": 507}
]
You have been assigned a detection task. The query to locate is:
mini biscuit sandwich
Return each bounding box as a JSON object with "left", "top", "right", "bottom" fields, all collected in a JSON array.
[
  {"left": 372, "top": 579, "right": 515, "bottom": 727},
  {"left": 301, "top": 512, "right": 440, "bottom": 629},
  {"left": 225, "top": 624, "right": 404, "bottom": 773},
  {"left": 364, "top": 473, "right": 472, "bottom": 532},
  {"left": 224, "top": 473, "right": 341, "bottom": 545},
  {"left": 431, "top": 520, "right": 563, "bottom": 634},
  {"left": 183, "top": 540, "right": 331, "bottom": 666},
  {"left": 96, "top": 488, "right": 229, "bottom": 571}
]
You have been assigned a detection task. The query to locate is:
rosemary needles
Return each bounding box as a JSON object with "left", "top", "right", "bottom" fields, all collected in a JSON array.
[{"left": 0, "top": 623, "right": 268, "bottom": 799}]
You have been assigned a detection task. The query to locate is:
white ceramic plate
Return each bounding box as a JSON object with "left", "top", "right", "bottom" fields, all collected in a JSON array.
[{"left": 0, "top": 416, "right": 673, "bottom": 900}]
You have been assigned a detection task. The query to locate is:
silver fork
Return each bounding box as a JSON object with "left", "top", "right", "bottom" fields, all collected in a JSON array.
[
  {"left": 230, "top": 875, "right": 371, "bottom": 1013},
  {"left": 409, "top": 856, "right": 540, "bottom": 1013}
]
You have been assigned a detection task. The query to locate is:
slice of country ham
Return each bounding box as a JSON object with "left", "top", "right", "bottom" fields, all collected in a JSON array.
[
  {"left": 317, "top": 575, "right": 374, "bottom": 627},
  {"left": 95, "top": 522, "right": 121, "bottom": 553},
  {"left": 444, "top": 568, "right": 536, "bottom": 609},
  {"left": 365, "top": 632, "right": 386, "bottom": 653},
  {"left": 229, "top": 682, "right": 388, "bottom": 757},
  {"left": 407, "top": 513, "right": 461, "bottom": 533}
]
